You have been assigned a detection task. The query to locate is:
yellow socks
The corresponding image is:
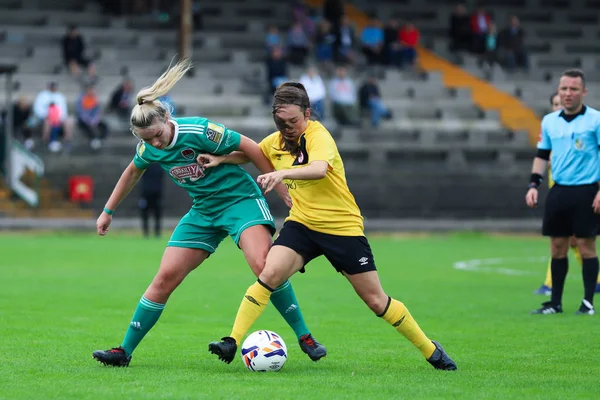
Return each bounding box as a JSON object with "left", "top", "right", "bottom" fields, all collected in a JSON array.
[
  {"left": 230, "top": 281, "right": 273, "bottom": 344},
  {"left": 380, "top": 297, "right": 436, "bottom": 359},
  {"left": 544, "top": 258, "right": 553, "bottom": 288}
]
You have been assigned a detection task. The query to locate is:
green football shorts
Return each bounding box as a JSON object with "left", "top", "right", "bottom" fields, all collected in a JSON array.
[{"left": 168, "top": 197, "right": 275, "bottom": 253}]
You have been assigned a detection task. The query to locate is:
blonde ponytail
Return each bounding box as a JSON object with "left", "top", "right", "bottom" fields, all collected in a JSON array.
[{"left": 130, "top": 58, "right": 193, "bottom": 134}]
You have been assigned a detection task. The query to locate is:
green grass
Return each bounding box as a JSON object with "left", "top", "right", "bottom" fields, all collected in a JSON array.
[{"left": 1, "top": 232, "right": 598, "bottom": 399}]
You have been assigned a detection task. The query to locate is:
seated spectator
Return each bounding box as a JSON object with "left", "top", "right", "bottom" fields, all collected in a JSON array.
[
  {"left": 360, "top": 18, "right": 384, "bottom": 65},
  {"left": 266, "top": 46, "right": 288, "bottom": 102},
  {"left": 300, "top": 66, "right": 327, "bottom": 120},
  {"left": 336, "top": 14, "right": 357, "bottom": 65},
  {"left": 470, "top": 6, "right": 492, "bottom": 55},
  {"left": 32, "top": 82, "right": 74, "bottom": 152},
  {"left": 287, "top": 21, "right": 311, "bottom": 65},
  {"left": 315, "top": 20, "right": 336, "bottom": 65},
  {"left": 397, "top": 22, "right": 420, "bottom": 68},
  {"left": 62, "top": 25, "right": 96, "bottom": 80},
  {"left": 498, "top": 16, "right": 529, "bottom": 73},
  {"left": 265, "top": 25, "right": 283, "bottom": 53},
  {"left": 328, "top": 66, "right": 359, "bottom": 126},
  {"left": 76, "top": 85, "right": 109, "bottom": 151},
  {"left": 292, "top": 0, "right": 315, "bottom": 39},
  {"left": 108, "top": 78, "right": 134, "bottom": 120},
  {"left": 383, "top": 19, "right": 400, "bottom": 66},
  {"left": 359, "top": 75, "right": 392, "bottom": 128},
  {"left": 449, "top": 3, "right": 472, "bottom": 52}
]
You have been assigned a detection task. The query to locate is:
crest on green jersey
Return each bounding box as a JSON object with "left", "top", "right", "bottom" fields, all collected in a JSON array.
[{"left": 181, "top": 148, "right": 196, "bottom": 159}]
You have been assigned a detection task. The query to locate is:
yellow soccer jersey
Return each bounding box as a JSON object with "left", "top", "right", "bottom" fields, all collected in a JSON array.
[{"left": 259, "top": 120, "right": 364, "bottom": 236}]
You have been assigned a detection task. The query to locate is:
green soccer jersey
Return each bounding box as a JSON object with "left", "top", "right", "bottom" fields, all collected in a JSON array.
[{"left": 133, "top": 116, "right": 263, "bottom": 214}]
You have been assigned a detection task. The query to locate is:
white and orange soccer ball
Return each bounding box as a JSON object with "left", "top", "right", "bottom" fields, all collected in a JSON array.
[{"left": 241, "top": 330, "right": 288, "bottom": 372}]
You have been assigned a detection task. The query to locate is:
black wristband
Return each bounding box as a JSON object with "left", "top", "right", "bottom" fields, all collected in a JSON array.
[{"left": 529, "top": 173, "right": 543, "bottom": 188}]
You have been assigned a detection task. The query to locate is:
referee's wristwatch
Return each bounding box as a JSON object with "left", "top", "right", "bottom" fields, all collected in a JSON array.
[{"left": 527, "top": 182, "right": 538, "bottom": 190}]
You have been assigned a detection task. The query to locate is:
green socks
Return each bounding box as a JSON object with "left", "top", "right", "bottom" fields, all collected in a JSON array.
[
  {"left": 121, "top": 296, "right": 165, "bottom": 356},
  {"left": 270, "top": 280, "right": 310, "bottom": 340}
]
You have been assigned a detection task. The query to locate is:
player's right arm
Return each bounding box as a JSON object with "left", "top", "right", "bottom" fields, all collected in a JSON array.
[
  {"left": 97, "top": 161, "right": 146, "bottom": 236},
  {"left": 526, "top": 117, "right": 551, "bottom": 208}
]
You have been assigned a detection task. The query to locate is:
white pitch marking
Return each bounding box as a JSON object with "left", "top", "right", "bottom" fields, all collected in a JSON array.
[{"left": 452, "top": 256, "right": 548, "bottom": 276}]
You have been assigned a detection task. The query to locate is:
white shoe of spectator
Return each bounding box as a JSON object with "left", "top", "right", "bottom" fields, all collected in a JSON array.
[
  {"left": 90, "top": 138, "right": 102, "bottom": 150},
  {"left": 48, "top": 141, "right": 63, "bottom": 153},
  {"left": 24, "top": 139, "right": 34, "bottom": 150}
]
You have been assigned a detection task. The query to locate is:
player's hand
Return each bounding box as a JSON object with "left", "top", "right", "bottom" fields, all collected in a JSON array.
[
  {"left": 592, "top": 191, "right": 600, "bottom": 214},
  {"left": 197, "top": 153, "right": 224, "bottom": 169},
  {"left": 96, "top": 211, "right": 112, "bottom": 236},
  {"left": 274, "top": 182, "right": 293, "bottom": 209},
  {"left": 525, "top": 188, "right": 538, "bottom": 208},
  {"left": 257, "top": 171, "right": 285, "bottom": 194}
]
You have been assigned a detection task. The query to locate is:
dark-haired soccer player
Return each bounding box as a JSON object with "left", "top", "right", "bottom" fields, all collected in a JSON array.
[{"left": 204, "top": 82, "right": 456, "bottom": 370}]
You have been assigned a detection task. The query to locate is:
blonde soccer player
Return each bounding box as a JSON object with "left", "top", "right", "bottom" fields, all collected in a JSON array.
[
  {"left": 92, "top": 61, "right": 326, "bottom": 367},
  {"left": 204, "top": 82, "right": 456, "bottom": 370}
]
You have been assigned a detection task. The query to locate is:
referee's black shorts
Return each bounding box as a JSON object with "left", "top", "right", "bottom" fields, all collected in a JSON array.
[
  {"left": 273, "top": 220, "right": 377, "bottom": 275},
  {"left": 542, "top": 183, "right": 600, "bottom": 238}
]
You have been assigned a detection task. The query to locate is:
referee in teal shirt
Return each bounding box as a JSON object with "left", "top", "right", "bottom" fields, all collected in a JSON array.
[{"left": 526, "top": 69, "right": 600, "bottom": 316}]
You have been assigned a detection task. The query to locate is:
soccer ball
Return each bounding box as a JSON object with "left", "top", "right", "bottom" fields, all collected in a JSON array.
[{"left": 241, "top": 330, "right": 287, "bottom": 372}]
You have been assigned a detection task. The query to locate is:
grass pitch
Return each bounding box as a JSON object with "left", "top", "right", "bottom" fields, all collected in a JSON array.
[{"left": 1, "top": 232, "right": 597, "bottom": 399}]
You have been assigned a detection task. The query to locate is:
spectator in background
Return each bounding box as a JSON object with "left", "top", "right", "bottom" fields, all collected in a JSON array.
[
  {"left": 398, "top": 22, "right": 420, "bottom": 68},
  {"left": 158, "top": 95, "right": 176, "bottom": 116},
  {"left": 336, "top": 15, "right": 357, "bottom": 65},
  {"left": 329, "top": 66, "right": 358, "bottom": 126},
  {"left": 359, "top": 74, "right": 392, "bottom": 128},
  {"left": 383, "top": 19, "right": 400, "bottom": 66},
  {"left": 449, "top": 3, "right": 471, "bottom": 53},
  {"left": 315, "top": 20, "right": 336, "bottom": 66},
  {"left": 32, "top": 82, "right": 74, "bottom": 152},
  {"left": 192, "top": 1, "right": 203, "bottom": 31},
  {"left": 10, "top": 97, "right": 35, "bottom": 150},
  {"left": 470, "top": 5, "right": 492, "bottom": 55},
  {"left": 265, "top": 25, "right": 283, "bottom": 54},
  {"left": 361, "top": 18, "right": 384, "bottom": 65},
  {"left": 108, "top": 78, "right": 134, "bottom": 120},
  {"left": 287, "top": 22, "right": 311, "bottom": 65},
  {"left": 76, "top": 85, "right": 108, "bottom": 151},
  {"left": 292, "top": 0, "right": 315, "bottom": 39},
  {"left": 498, "top": 16, "right": 529, "bottom": 73},
  {"left": 300, "top": 66, "right": 327, "bottom": 120},
  {"left": 139, "top": 162, "right": 164, "bottom": 238},
  {"left": 323, "top": 0, "right": 344, "bottom": 34},
  {"left": 266, "top": 46, "right": 288, "bottom": 102},
  {"left": 62, "top": 25, "right": 96, "bottom": 80},
  {"left": 484, "top": 23, "right": 498, "bottom": 71}
]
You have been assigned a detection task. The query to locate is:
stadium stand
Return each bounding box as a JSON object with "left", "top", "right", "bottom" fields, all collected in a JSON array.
[{"left": 0, "top": 0, "right": 591, "bottom": 220}]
